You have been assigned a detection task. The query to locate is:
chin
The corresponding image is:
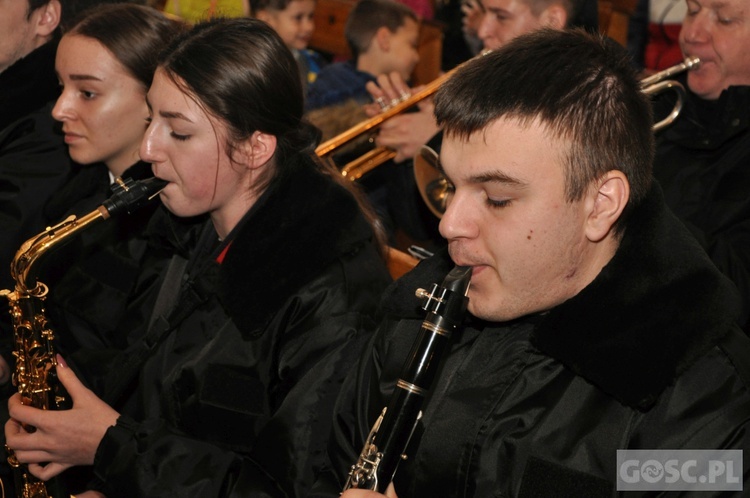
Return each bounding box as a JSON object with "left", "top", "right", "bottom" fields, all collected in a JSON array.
[{"left": 688, "top": 75, "right": 722, "bottom": 100}]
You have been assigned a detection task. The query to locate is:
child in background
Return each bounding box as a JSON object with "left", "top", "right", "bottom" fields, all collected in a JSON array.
[
  {"left": 305, "top": 0, "right": 419, "bottom": 114},
  {"left": 252, "top": 0, "right": 326, "bottom": 89},
  {"left": 304, "top": 0, "right": 420, "bottom": 251}
]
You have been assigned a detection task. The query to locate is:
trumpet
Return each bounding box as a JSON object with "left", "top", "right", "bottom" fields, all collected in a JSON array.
[
  {"left": 319, "top": 56, "right": 700, "bottom": 185},
  {"left": 315, "top": 52, "right": 491, "bottom": 181},
  {"left": 642, "top": 56, "right": 700, "bottom": 132}
]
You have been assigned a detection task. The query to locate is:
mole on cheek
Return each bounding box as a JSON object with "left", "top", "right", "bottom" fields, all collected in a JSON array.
[{"left": 527, "top": 229, "right": 533, "bottom": 240}]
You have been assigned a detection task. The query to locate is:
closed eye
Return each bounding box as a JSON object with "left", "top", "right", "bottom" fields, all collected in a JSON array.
[
  {"left": 170, "top": 131, "right": 190, "bottom": 141},
  {"left": 486, "top": 197, "right": 511, "bottom": 208}
]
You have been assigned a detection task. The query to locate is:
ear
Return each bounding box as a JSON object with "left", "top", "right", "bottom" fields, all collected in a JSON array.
[
  {"left": 233, "top": 131, "right": 278, "bottom": 170},
  {"left": 584, "top": 170, "right": 630, "bottom": 242},
  {"left": 539, "top": 3, "right": 567, "bottom": 30},
  {"left": 34, "top": 0, "right": 61, "bottom": 38},
  {"left": 374, "top": 26, "right": 392, "bottom": 52}
]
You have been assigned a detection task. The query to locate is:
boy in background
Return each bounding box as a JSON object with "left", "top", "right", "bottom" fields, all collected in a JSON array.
[
  {"left": 252, "top": 0, "right": 326, "bottom": 89},
  {"left": 305, "top": 0, "right": 420, "bottom": 248},
  {"left": 305, "top": 0, "right": 419, "bottom": 115}
]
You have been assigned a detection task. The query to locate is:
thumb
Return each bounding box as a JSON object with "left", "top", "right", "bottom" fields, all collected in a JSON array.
[
  {"left": 28, "top": 461, "right": 70, "bottom": 481},
  {"left": 385, "top": 483, "right": 399, "bottom": 498}
]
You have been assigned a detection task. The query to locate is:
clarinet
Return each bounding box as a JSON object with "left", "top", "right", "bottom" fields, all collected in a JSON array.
[
  {"left": 1, "top": 177, "right": 167, "bottom": 498},
  {"left": 344, "top": 265, "right": 471, "bottom": 493}
]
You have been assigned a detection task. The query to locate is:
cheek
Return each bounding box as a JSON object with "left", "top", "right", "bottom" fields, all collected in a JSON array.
[{"left": 722, "top": 42, "right": 750, "bottom": 75}]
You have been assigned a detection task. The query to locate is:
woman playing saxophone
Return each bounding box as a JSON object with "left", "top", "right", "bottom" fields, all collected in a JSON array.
[{"left": 5, "top": 17, "right": 390, "bottom": 498}]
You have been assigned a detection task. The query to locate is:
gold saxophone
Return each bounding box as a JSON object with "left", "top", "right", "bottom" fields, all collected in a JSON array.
[{"left": 0, "top": 177, "right": 166, "bottom": 498}]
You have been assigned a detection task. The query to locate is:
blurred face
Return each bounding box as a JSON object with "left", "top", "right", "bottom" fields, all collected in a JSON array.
[
  {"left": 384, "top": 17, "right": 420, "bottom": 81},
  {"left": 141, "top": 69, "right": 255, "bottom": 238},
  {"left": 679, "top": 0, "right": 750, "bottom": 100},
  {"left": 0, "top": 0, "right": 46, "bottom": 73},
  {"left": 439, "top": 117, "right": 598, "bottom": 322},
  {"left": 52, "top": 34, "right": 148, "bottom": 176},
  {"left": 477, "top": 0, "right": 544, "bottom": 50},
  {"left": 261, "top": 0, "right": 316, "bottom": 51}
]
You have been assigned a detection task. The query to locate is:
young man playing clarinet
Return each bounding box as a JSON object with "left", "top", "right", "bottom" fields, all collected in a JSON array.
[{"left": 314, "top": 28, "right": 750, "bottom": 498}]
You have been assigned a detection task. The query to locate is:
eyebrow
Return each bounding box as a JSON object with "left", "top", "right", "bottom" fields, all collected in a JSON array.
[
  {"left": 470, "top": 170, "right": 528, "bottom": 188},
  {"left": 486, "top": 5, "right": 508, "bottom": 13},
  {"left": 56, "top": 72, "right": 103, "bottom": 82},
  {"left": 438, "top": 161, "right": 528, "bottom": 189},
  {"left": 158, "top": 110, "right": 193, "bottom": 121},
  {"left": 145, "top": 96, "right": 194, "bottom": 122}
]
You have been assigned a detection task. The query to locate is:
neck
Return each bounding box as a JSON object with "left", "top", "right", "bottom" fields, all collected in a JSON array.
[
  {"left": 356, "top": 52, "right": 383, "bottom": 78},
  {"left": 107, "top": 149, "right": 142, "bottom": 179},
  {"left": 210, "top": 191, "right": 262, "bottom": 241}
]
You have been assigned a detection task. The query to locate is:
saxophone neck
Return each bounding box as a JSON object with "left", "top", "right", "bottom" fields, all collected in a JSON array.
[
  {"left": 7, "top": 176, "right": 167, "bottom": 296},
  {"left": 10, "top": 208, "right": 109, "bottom": 296}
]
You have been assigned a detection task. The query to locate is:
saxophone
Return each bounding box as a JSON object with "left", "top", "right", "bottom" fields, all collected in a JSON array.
[
  {"left": 344, "top": 265, "right": 471, "bottom": 492},
  {"left": 0, "top": 177, "right": 167, "bottom": 498}
]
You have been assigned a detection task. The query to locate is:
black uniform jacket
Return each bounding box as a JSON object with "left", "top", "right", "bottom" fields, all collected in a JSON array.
[
  {"left": 82, "top": 155, "right": 392, "bottom": 497},
  {"left": 654, "top": 80, "right": 750, "bottom": 332},
  {"left": 315, "top": 184, "right": 750, "bottom": 497},
  {"left": 0, "top": 42, "right": 70, "bottom": 290}
]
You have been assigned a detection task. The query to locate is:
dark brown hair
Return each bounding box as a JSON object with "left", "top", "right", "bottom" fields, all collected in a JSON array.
[
  {"left": 66, "top": 3, "right": 185, "bottom": 90},
  {"left": 345, "top": 0, "right": 418, "bottom": 59},
  {"left": 435, "top": 28, "right": 654, "bottom": 234}
]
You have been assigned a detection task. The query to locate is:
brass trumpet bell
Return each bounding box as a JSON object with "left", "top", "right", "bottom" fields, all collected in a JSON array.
[{"left": 414, "top": 145, "right": 449, "bottom": 219}]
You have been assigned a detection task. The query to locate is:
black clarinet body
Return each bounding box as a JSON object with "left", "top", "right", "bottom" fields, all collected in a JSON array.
[{"left": 345, "top": 265, "right": 471, "bottom": 492}]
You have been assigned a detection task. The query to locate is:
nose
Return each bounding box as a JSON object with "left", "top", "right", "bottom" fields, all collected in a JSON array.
[
  {"left": 680, "top": 9, "right": 710, "bottom": 45},
  {"left": 439, "top": 190, "right": 477, "bottom": 241},
  {"left": 51, "top": 89, "right": 74, "bottom": 122},
  {"left": 303, "top": 16, "right": 314, "bottom": 33},
  {"left": 477, "top": 13, "right": 496, "bottom": 48},
  {"left": 139, "top": 122, "right": 163, "bottom": 164}
]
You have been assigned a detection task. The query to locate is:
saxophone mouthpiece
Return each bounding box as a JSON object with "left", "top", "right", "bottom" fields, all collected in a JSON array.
[{"left": 103, "top": 177, "right": 168, "bottom": 217}]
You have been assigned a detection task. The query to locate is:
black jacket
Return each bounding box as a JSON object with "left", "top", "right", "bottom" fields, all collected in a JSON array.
[
  {"left": 82, "top": 155, "right": 392, "bottom": 497},
  {"left": 0, "top": 41, "right": 70, "bottom": 292},
  {"left": 41, "top": 161, "right": 167, "bottom": 353},
  {"left": 0, "top": 41, "right": 60, "bottom": 131},
  {"left": 0, "top": 43, "right": 73, "bottom": 369},
  {"left": 653, "top": 81, "right": 750, "bottom": 332},
  {"left": 315, "top": 184, "right": 750, "bottom": 497}
]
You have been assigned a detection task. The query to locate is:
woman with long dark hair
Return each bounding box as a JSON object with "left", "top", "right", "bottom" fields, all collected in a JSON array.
[{"left": 5, "top": 17, "right": 391, "bottom": 497}]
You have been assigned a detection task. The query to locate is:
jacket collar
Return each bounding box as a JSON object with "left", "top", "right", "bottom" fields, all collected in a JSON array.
[
  {"left": 216, "top": 156, "right": 376, "bottom": 336},
  {"left": 386, "top": 184, "right": 742, "bottom": 410},
  {"left": 531, "top": 184, "right": 741, "bottom": 409}
]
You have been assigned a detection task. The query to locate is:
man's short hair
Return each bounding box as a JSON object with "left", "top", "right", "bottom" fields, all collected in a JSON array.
[
  {"left": 344, "top": 0, "right": 417, "bottom": 59},
  {"left": 434, "top": 28, "right": 654, "bottom": 234}
]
